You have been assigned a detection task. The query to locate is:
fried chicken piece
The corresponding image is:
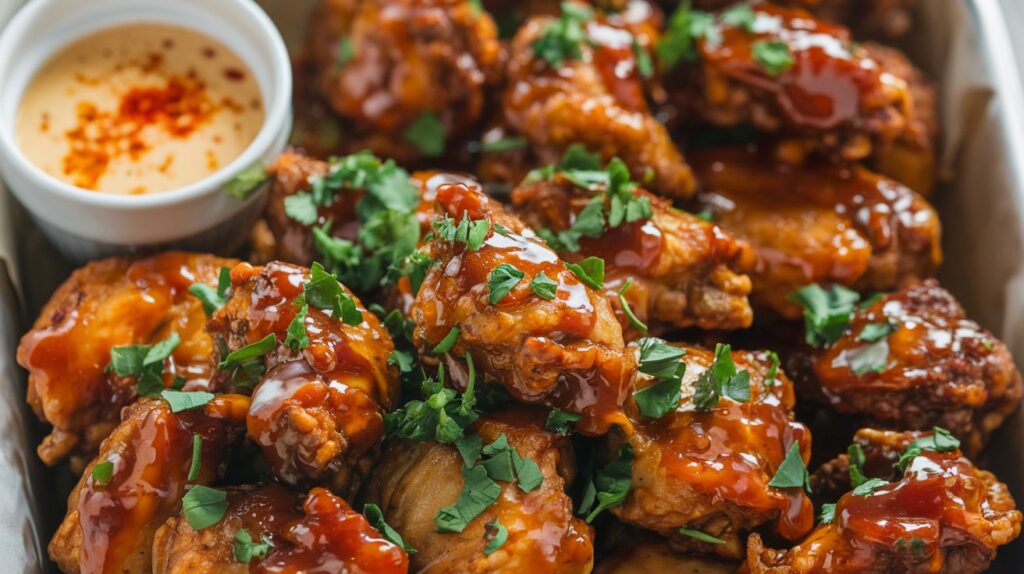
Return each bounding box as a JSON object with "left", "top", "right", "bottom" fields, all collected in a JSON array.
[
  {"left": 252, "top": 152, "right": 335, "bottom": 266},
  {"left": 748, "top": 428, "right": 1022, "bottom": 573},
  {"left": 597, "top": 537, "right": 738, "bottom": 574},
  {"left": 49, "top": 395, "right": 248, "bottom": 574},
  {"left": 409, "top": 176, "right": 636, "bottom": 434},
  {"left": 692, "top": 146, "right": 941, "bottom": 318},
  {"left": 668, "top": 3, "right": 931, "bottom": 164},
  {"left": 504, "top": 4, "right": 695, "bottom": 197},
  {"left": 511, "top": 171, "right": 753, "bottom": 336},
  {"left": 308, "top": 0, "right": 502, "bottom": 162},
  {"left": 153, "top": 483, "right": 409, "bottom": 574},
  {"left": 608, "top": 343, "right": 814, "bottom": 559},
  {"left": 786, "top": 280, "right": 1023, "bottom": 456},
  {"left": 363, "top": 409, "right": 594, "bottom": 573},
  {"left": 207, "top": 261, "right": 398, "bottom": 495},
  {"left": 17, "top": 252, "right": 237, "bottom": 468},
  {"left": 687, "top": 0, "right": 918, "bottom": 40}
]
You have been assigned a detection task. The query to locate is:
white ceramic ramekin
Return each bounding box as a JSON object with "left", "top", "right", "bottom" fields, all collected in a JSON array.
[{"left": 0, "top": 0, "right": 292, "bottom": 262}]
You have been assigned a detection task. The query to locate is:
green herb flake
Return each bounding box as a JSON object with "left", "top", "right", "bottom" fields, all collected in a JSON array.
[
  {"left": 657, "top": 3, "right": 717, "bottom": 71},
  {"left": 189, "top": 267, "right": 232, "bottom": 317},
  {"left": 531, "top": 2, "right": 593, "bottom": 68},
  {"left": 431, "top": 326, "right": 461, "bottom": 355},
  {"left": 364, "top": 503, "right": 416, "bottom": 555},
  {"left": 767, "top": 442, "right": 810, "bottom": 493},
  {"left": 182, "top": 485, "right": 228, "bottom": 530},
  {"left": 304, "top": 262, "right": 363, "bottom": 325},
  {"left": 849, "top": 338, "right": 889, "bottom": 375},
  {"left": 219, "top": 334, "right": 277, "bottom": 370},
  {"left": 819, "top": 503, "right": 836, "bottom": 524},
  {"left": 187, "top": 434, "right": 202, "bottom": 481},
  {"left": 224, "top": 163, "right": 268, "bottom": 199},
  {"left": 91, "top": 460, "right": 114, "bottom": 485},
  {"left": 435, "top": 465, "right": 502, "bottom": 533},
  {"left": 851, "top": 477, "right": 889, "bottom": 496},
  {"left": 480, "top": 136, "right": 529, "bottom": 153},
  {"left": 161, "top": 390, "right": 215, "bottom": 413},
  {"left": 403, "top": 112, "right": 446, "bottom": 158},
  {"left": 529, "top": 271, "right": 559, "bottom": 301},
  {"left": 483, "top": 519, "right": 508, "bottom": 555},
  {"left": 233, "top": 529, "right": 273, "bottom": 564},
  {"left": 637, "top": 337, "right": 686, "bottom": 379},
  {"left": 693, "top": 343, "right": 750, "bottom": 411},
  {"left": 788, "top": 283, "right": 861, "bottom": 347},
  {"left": 566, "top": 256, "right": 605, "bottom": 290},
  {"left": 580, "top": 443, "right": 633, "bottom": 523},
  {"left": 488, "top": 264, "right": 525, "bottom": 305},
  {"left": 633, "top": 368, "right": 684, "bottom": 419},
  {"left": 632, "top": 37, "right": 654, "bottom": 79},
  {"left": 765, "top": 350, "right": 780, "bottom": 389},
  {"left": 283, "top": 192, "right": 319, "bottom": 225},
  {"left": 753, "top": 40, "right": 794, "bottom": 76},
  {"left": 617, "top": 277, "right": 647, "bottom": 331},
  {"left": 284, "top": 300, "right": 310, "bottom": 351},
  {"left": 895, "top": 427, "right": 961, "bottom": 471},
  {"left": 678, "top": 527, "right": 725, "bottom": 545},
  {"left": 857, "top": 322, "right": 896, "bottom": 342},
  {"left": 721, "top": 3, "right": 755, "bottom": 31},
  {"left": 545, "top": 409, "right": 582, "bottom": 435}
]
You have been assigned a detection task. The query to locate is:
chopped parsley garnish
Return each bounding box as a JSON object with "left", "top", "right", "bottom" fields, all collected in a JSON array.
[
  {"left": 529, "top": 271, "right": 559, "bottom": 301},
  {"left": 753, "top": 40, "right": 794, "bottom": 76},
  {"left": 107, "top": 332, "right": 181, "bottom": 398},
  {"left": 284, "top": 299, "right": 310, "bottom": 351},
  {"left": 765, "top": 350, "right": 780, "bottom": 389},
  {"left": 384, "top": 365, "right": 478, "bottom": 443},
  {"left": 857, "top": 321, "right": 896, "bottom": 342},
  {"left": 632, "top": 37, "right": 654, "bottom": 79},
  {"left": 335, "top": 37, "right": 355, "bottom": 67},
  {"left": 819, "top": 503, "right": 836, "bottom": 524},
  {"left": 403, "top": 111, "right": 446, "bottom": 157},
  {"left": 219, "top": 334, "right": 277, "bottom": 370},
  {"left": 488, "top": 264, "right": 525, "bottom": 304},
  {"left": 895, "top": 427, "right": 961, "bottom": 472},
  {"left": 767, "top": 442, "right": 810, "bottom": 493},
  {"left": 283, "top": 193, "right": 319, "bottom": 225},
  {"left": 633, "top": 370, "right": 684, "bottom": 420},
  {"left": 788, "top": 283, "right": 861, "bottom": 347},
  {"left": 188, "top": 266, "right": 232, "bottom": 317},
  {"left": 531, "top": 2, "right": 593, "bottom": 68},
  {"left": 617, "top": 277, "right": 647, "bottom": 331},
  {"left": 657, "top": 3, "right": 717, "bottom": 70},
  {"left": 483, "top": 519, "right": 508, "bottom": 555},
  {"left": 848, "top": 442, "right": 868, "bottom": 488},
  {"left": 364, "top": 503, "right": 416, "bottom": 554},
  {"left": 234, "top": 529, "right": 273, "bottom": 563},
  {"left": 182, "top": 485, "right": 228, "bottom": 530},
  {"left": 545, "top": 409, "right": 582, "bottom": 435},
  {"left": 678, "top": 527, "right": 725, "bottom": 545},
  {"left": 433, "top": 214, "right": 491, "bottom": 251},
  {"left": 566, "top": 257, "right": 605, "bottom": 290},
  {"left": 848, "top": 338, "right": 889, "bottom": 375},
  {"left": 579, "top": 443, "right": 633, "bottom": 523},
  {"left": 693, "top": 343, "right": 750, "bottom": 411},
  {"left": 304, "top": 262, "right": 363, "bottom": 325},
  {"left": 91, "top": 461, "right": 114, "bottom": 485},
  {"left": 435, "top": 465, "right": 502, "bottom": 533},
  {"left": 224, "top": 163, "right": 269, "bottom": 199},
  {"left": 895, "top": 537, "right": 928, "bottom": 558},
  {"left": 479, "top": 136, "right": 529, "bottom": 153},
  {"left": 187, "top": 434, "right": 202, "bottom": 481},
  {"left": 851, "top": 477, "right": 889, "bottom": 496},
  {"left": 160, "top": 390, "right": 215, "bottom": 413},
  {"left": 637, "top": 337, "right": 686, "bottom": 379},
  {"left": 431, "top": 326, "right": 461, "bottom": 355},
  {"left": 721, "top": 3, "right": 755, "bottom": 31}
]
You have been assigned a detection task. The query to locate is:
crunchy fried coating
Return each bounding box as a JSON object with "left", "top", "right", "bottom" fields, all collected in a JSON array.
[
  {"left": 309, "top": 0, "right": 502, "bottom": 162},
  {"left": 511, "top": 174, "right": 752, "bottom": 336},
  {"left": 17, "top": 252, "right": 237, "bottom": 468},
  {"left": 692, "top": 146, "right": 941, "bottom": 318},
  {"left": 363, "top": 409, "right": 594, "bottom": 573},
  {"left": 409, "top": 176, "right": 636, "bottom": 434},
  {"left": 669, "top": 4, "right": 930, "bottom": 163},
  {"left": 748, "top": 429, "right": 1022, "bottom": 574},
  {"left": 153, "top": 483, "right": 409, "bottom": 574},
  {"left": 49, "top": 396, "right": 248, "bottom": 574},
  {"left": 251, "top": 152, "right": 335, "bottom": 266},
  {"left": 609, "top": 344, "right": 814, "bottom": 559},
  {"left": 207, "top": 261, "right": 397, "bottom": 495},
  {"left": 503, "top": 6, "right": 695, "bottom": 197},
  {"left": 786, "top": 280, "right": 1023, "bottom": 456}
]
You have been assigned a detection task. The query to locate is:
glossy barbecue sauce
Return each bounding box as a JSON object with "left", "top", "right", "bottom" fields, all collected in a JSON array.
[
  {"left": 414, "top": 180, "right": 633, "bottom": 435},
  {"left": 77, "top": 396, "right": 247, "bottom": 574},
  {"left": 701, "top": 4, "right": 898, "bottom": 131},
  {"left": 223, "top": 262, "right": 395, "bottom": 469},
  {"left": 17, "top": 23, "right": 263, "bottom": 194},
  {"left": 640, "top": 346, "right": 815, "bottom": 540}
]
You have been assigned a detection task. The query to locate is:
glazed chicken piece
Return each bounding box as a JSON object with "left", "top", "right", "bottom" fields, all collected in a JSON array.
[
  {"left": 409, "top": 175, "right": 636, "bottom": 434},
  {"left": 251, "top": 152, "right": 334, "bottom": 266},
  {"left": 667, "top": 3, "right": 932, "bottom": 165},
  {"left": 748, "top": 428, "right": 1022, "bottom": 573},
  {"left": 786, "top": 280, "right": 1023, "bottom": 456},
  {"left": 608, "top": 343, "right": 815, "bottom": 559},
  {"left": 308, "top": 0, "right": 502, "bottom": 162},
  {"left": 363, "top": 408, "right": 594, "bottom": 573},
  {"left": 511, "top": 162, "right": 753, "bottom": 336},
  {"left": 687, "top": 0, "right": 918, "bottom": 40},
  {"left": 206, "top": 261, "right": 398, "bottom": 495},
  {"left": 503, "top": 3, "right": 696, "bottom": 197},
  {"left": 17, "top": 252, "right": 237, "bottom": 468},
  {"left": 49, "top": 395, "right": 248, "bottom": 574},
  {"left": 596, "top": 536, "right": 738, "bottom": 574},
  {"left": 153, "top": 483, "right": 408, "bottom": 574},
  {"left": 692, "top": 146, "right": 941, "bottom": 318}
]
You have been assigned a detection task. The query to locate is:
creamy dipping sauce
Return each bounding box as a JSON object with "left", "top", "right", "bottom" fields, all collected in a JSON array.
[{"left": 16, "top": 23, "right": 264, "bottom": 194}]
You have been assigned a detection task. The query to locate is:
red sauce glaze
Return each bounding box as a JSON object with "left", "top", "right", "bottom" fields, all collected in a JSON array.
[
  {"left": 701, "top": 4, "right": 894, "bottom": 131},
  {"left": 257, "top": 487, "right": 409, "bottom": 574},
  {"left": 587, "top": 20, "right": 649, "bottom": 113},
  {"left": 77, "top": 395, "right": 247, "bottom": 574}
]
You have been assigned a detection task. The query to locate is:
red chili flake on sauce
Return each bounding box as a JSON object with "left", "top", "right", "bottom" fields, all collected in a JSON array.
[
  {"left": 61, "top": 76, "right": 217, "bottom": 190},
  {"left": 223, "top": 67, "right": 245, "bottom": 82}
]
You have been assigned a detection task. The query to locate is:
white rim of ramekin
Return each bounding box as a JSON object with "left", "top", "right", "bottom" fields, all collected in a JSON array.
[{"left": 0, "top": 0, "right": 292, "bottom": 211}]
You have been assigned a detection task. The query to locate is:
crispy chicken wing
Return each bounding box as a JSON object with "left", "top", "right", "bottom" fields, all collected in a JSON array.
[
  {"left": 207, "top": 261, "right": 398, "bottom": 495},
  {"left": 17, "top": 252, "right": 237, "bottom": 468},
  {"left": 786, "top": 280, "right": 1023, "bottom": 456},
  {"left": 363, "top": 409, "right": 594, "bottom": 573},
  {"left": 511, "top": 169, "right": 753, "bottom": 336},
  {"left": 308, "top": 0, "right": 502, "bottom": 162},
  {"left": 667, "top": 4, "right": 931, "bottom": 164},
  {"left": 49, "top": 395, "right": 248, "bottom": 574},
  {"left": 503, "top": 4, "right": 695, "bottom": 197},
  {"left": 153, "top": 483, "right": 409, "bottom": 574},
  {"left": 608, "top": 343, "right": 814, "bottom": 559},
  {"left": 692, "top": 146, "right": 941, "bottom": 318},
  {"left": 747, "top": 428, "right": 1022, "bottom": 573},
  {"left": 409, "top": 175, "right": 635, "bottom": 434}
]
